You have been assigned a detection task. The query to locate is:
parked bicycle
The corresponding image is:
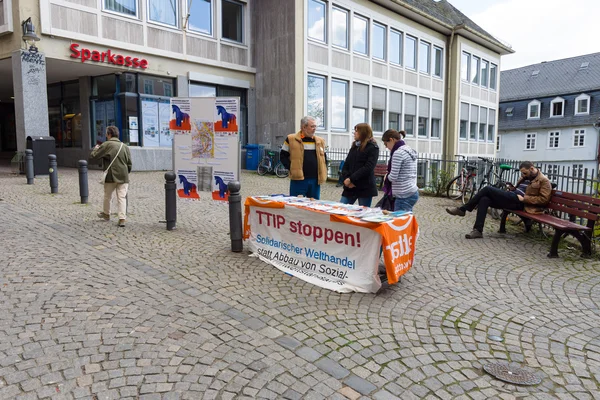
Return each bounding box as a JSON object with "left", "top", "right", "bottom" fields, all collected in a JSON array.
[
  {"left": 257, "top": 148, "right": 289, "bottom": 178},
  {"left": 447, "top": 155, "right": 478, "bottom": 204}
]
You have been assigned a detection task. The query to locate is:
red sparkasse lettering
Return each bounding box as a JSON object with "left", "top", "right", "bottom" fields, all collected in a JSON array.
[
  {"left": 139, "top": 59, "right": 148, "bottom": 69},
  {"left": 70, "top": 43, "right": 80, "bottom": 59},
  {"left": 125, "top": 56, "right": 133, "bottom": 67},
  {"left": 68, "top": 44, "right": 148, "bottom": 69}
]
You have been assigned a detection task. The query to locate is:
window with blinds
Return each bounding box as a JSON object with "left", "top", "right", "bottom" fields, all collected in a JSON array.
[
  {"left": 431, "top": 99, "right": 442, "bottom": 138},
  {"left": 404, "top": 94, "right": 416, "bottom": 137},
  {"left": 371, "top": 87, "right": 386, "bottom": 132},
  {"left": 389, "top": 90, "right": 402, "bottom": 132}
]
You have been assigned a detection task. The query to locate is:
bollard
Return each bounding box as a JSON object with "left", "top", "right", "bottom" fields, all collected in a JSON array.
[
  {"left": 78, "top": 160, "right": 89, "bottom": 204},
  {"left": 165, "top": 171, "right": 177, "bottom": 230},
  {"left": 228, "top": 181, "right": 243, "bottom": 252},
  {"left": 48, "top": 154, "right": 58, "bottom": 194},
  {"left": 25, "top": 149, "right": 34, "bottom": 184}
]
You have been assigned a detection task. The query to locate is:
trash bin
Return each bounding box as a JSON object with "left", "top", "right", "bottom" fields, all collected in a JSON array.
[
  {"left": 26, "top": 136, "right": 56, "bottom": 176},
  {"left": 245, "top": 144, "right": 262, "bottom": 171}
]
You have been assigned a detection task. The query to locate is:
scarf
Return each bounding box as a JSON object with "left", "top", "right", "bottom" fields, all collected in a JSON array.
[{"left": 383, "top": 140, "right": 405, "bottom": 195}]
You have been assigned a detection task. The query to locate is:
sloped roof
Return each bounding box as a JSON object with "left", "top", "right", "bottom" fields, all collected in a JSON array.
[{"left": 500, "top": 52, "right": 600, "bottom": 102}]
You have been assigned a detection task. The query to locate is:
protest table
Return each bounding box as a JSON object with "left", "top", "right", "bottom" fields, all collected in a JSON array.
[{"left": 243, "top": 196, "right": 419, "bottom": 293}]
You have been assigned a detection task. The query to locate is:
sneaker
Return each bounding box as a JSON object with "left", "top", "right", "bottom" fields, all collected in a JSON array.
[
  {"left": 97, "top": 212, "right": 109, "bottom": 221},
  {"left": 118, "top": 219, "right": 126, "bottom": 227},
  {"left": 446, "top": 207, "right": 466, "bottom": 217},
  {"left": 465, "top": 229, "right": 483, "bottom": 239}
]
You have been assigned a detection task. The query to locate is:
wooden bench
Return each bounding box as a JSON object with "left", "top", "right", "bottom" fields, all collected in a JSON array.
[
  {"left": 374, "top": 163, "right": 387, "bottom": 190},
  {"left": 498, "top": 190, "right": 600, "bottom": 258}
]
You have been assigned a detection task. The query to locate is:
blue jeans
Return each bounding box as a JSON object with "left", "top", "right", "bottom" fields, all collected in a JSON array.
[
  {"left": 290, "top": 178, "right": 320, "bottom": 199},
  {"left": 340, "top": 196, "right": 373, "bottom": 207},
  {"left": 394, "top": 191, "right": 419, "bottom": 212}
]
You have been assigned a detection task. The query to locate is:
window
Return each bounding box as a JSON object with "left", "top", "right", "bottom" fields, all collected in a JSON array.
[
  {"left": 188, "top": 0, "right": 211, "bottom": 34},
  {"left": 528, "top": 100, "right": 540, "bottom": 119},
  {"left": 460, "top": 102, "right": 468, "bottom": 139},
  {"left": 389, "top": 90, "right": 402, "bottom": 131},
  {"left": 546, "top": 164, "right": 559, "bottom": 180},
  {"left": 144, "top": 79, "right": 153, "bottom": 94},
  {"left": 389, "top": 29, "right": 402, "bottom": 65},
  {"left": 575, "top": 94, "right": 590, "bottom": 115},
  {"left": 371, "top": 87, "right": 386, "bottom": 132},
  {"left": 431, "top": 99, "right": 442, "bottom": 139},
  {"left": 189, "top": 83, "right": 216, "bottom": 97},
  {"left": 481, "top": 60, "right": 489, "bottom": 88},
  {"left": 163, "top": 83, "right": 172, "bottom": 97},
  {"left": 404, "top": 94, "right": 416, "bottom": 137},
  {"left": 308, "top": 0, "right": 326, "bottom": 42},
  {"left": 331, "top": 79, "right": 348, "bottom": 130},
  {"left": 469, "top": 105, "right": 478, "bottom": 140},
  {"left": 372, "top": 23, "right": 386, "bottom": 60},
  {"left": 548, "top": 131, "right": 560, "bottom": 148},
  {"left": 551, "top": 97, "right": 564, "bottom": 117},
  {"left": 471, "top": 56, "right": 480, "bottom": 85},
  {"left": 488, "top": 109, "right": 496, "bottom": 142},
  {"left": 574, "top": 129, "right": 585, "bottom": 147},
  {"left": 149, "top": 0, "right": 177, "bottom": 26},
  {"left": 352, "top": 82, "right": 368, "bottom": 127},
  {"left": 307, "top": 74, "right": 326, "bottom": 128},
  {"left": 479, "top": 107, "right": 487, "bottom": 141},
  {"left": 419, "top": 41, "right": 430, "bottom": 74},
  {"left": 525, "top": 133, "right": 536, "bottom": 150},
  {"left": 222, "top": 0, "right": 243, "bottom": 43},
  {"left": 405, "top": 35, "right": 416, "bottom": 70},
  {"left": 573, "top": 164, "right": 583, "bottom": 178},
  {"left": 461, "top": 52, "right": 470, "bottom": 82},
  {"left": 331, "top": 7, "right": 348, "bottom": 49},
  {"left": 496, "top": 134, "right": 501, "bottom": 151},
  {"left": 505, "top": 107, "right": 514, "bottom": 117},
  {"left": 489, "top": 63, "right": 498, "bottom": 90},
  {"left": 105, "top": 0, "right": 136, "bottom": 16},
  {"left": 418, "top": 97, "right": 429, "bottom": 137},
  {"left": 353, "top": 15, "right": 368, "bottom": 55},
  {"left": 433, "top": 46, "right": 443, "bottom": 78}
]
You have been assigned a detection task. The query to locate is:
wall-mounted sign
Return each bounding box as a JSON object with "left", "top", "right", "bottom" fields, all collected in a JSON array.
[{"left": 69, "top": 44, "right": 148, "bottom": 69}]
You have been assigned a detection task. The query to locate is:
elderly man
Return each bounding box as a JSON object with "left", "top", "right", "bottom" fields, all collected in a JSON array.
[
  {"left": 280, "top": 116, "right": 328, "bottom": 199},
  {"left": 446, "top": 161, "right": 552, "bottom": 239}
]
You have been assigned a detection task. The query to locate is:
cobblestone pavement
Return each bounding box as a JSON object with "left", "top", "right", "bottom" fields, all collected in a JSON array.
[{"left": 1, "top": 165, "right": 599, "bottom": 400}]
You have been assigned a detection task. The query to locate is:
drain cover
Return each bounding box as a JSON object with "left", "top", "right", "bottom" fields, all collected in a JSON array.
[{"left": 483, "top": 363, "right": 541, "bottom": 385}]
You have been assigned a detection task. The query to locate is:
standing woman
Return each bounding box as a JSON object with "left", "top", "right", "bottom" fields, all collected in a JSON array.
[
  {"left": 340, "top": 123, "right": 380, "bottom": 207},
  {"left": 382, "top": 129, "right": 419, "bottom": 211},
  {"left": 381, "top": 129, "right": 405, "bottom": 199}
]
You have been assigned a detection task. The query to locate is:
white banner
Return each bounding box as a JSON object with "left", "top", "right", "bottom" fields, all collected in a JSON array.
[{"left": 247, "top": 205, "right": 383, "bottom": 293}]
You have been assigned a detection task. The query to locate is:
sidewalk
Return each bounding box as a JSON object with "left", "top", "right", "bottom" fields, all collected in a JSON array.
[{"left": 0, "top": 166, "right": 599, "bottom": 399}]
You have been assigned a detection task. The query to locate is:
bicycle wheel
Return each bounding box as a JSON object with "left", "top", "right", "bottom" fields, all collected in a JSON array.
[
  {"left": 447, "top": 176, "right": 465, "bottom": 200},
  {"left": 274, "top": 162, "right": 289, "bottom": 178},
  {"left": 257, "top": 159, "right": 270, "bottom": 176},
  {"left": 489, "top": 181, "right": 508, "bottom": 219},
  {"left": 462, "top": 177, "right": 476, "bottom": 205}
]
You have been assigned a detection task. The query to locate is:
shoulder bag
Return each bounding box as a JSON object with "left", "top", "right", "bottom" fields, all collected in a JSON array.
[{"left": 99, "top": 142, "right": 124, "bottom": 184}]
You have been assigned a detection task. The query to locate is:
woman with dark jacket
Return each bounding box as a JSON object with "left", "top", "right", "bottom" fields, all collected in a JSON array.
[{"left": 340, "top": 123, "right": 380, "bottom": 207}]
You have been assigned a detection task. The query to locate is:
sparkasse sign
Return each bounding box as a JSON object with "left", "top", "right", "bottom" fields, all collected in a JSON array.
[{"left": 69, "top": 43, "right": 148, "bottom": 69}]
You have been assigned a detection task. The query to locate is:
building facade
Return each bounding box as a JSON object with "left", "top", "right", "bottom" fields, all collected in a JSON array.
[
  {"left": 0, "top": 0, "right": 511, "bottom": 171},
  {"left": 497, "top": 53, "right": 600, "bottom": 178}
]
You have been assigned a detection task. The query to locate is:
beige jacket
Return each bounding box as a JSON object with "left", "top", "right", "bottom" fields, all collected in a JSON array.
[{"left": 287, "top": 131, "right": 328, "bottom": 185}]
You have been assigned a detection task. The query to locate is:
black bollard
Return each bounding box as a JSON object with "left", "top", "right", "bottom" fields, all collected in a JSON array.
[
  {"left": 48, "top": 154, "right": 58, "bottom": 194},
  {"left": 78, "top": 160, "right": 88, "bottom": 204},
  {"left": 165, "top": 171, "right": 177, "bottom": 231},
  {"left": 228, "top": 181, "right": 243, "bottom": 252},
  {"left": 25, "top": 149, "right": 34, "bottom": 184}
]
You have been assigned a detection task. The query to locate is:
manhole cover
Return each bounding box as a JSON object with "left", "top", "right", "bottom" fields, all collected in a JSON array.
[{"left": 483, "top": 363, "right": 541, "bottom": 385}]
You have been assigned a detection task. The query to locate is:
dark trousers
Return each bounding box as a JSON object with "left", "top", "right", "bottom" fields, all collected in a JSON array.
[{"left": 462, "top": 186, "right": 524, "bottom": 232}]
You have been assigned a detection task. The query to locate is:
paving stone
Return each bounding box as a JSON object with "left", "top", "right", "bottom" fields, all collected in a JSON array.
[
  {"left": 343, "top": 374, "right": 377, "bottom": 395},
  {"left": 314, "top": 358, "right": 350, "bottom": 379}
]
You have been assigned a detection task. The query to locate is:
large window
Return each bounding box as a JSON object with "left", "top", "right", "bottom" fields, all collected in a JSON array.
[
  {"left": 431, "top": 99, "right": 442, "bottom": 139},
  {"left": 548, "top": 131, "right": 560, "bottom": 148},
  {"left": 352, "top": 82, "right": 368, "bottom": 127},
  {"left": 307, "top": 74, "right": 326, "bottom": 128},
  {"left": 469, "top": 105, "right": 478, "bottom": 140},
  {"left": 461, "top": 52, "right": 470, "bottom": 82},
  {"left": 573, "top": 164, "right": 584, "bottom": 178},
  {"left": 331, "top": 79, "right": 348, "bottom": 130},
  {"left": 418, "top": 97, "right": 429, "bottom": 137},
  {"left": 372, "top": 23, "right": 386, "bottom": 60},
  {"left": 404, "top": 94, "right": 416, "bottom": 137},
  {"left": 471, "top": 56, "right": 480, "bottom": 85},
  {"left": 389, "top": 90, "right": 402, "bottom": 131},
  {"left": 528, "top": 100, "right": 540, "bottom": 119},
  {"left": 308, "top": 0, "right": 326, "bottom": 43},
  {"left": 48, "top": 81, "right": 82, "bottom": 148},
  {"left": 489, "top": 63, "right": 498, "bottom": 90},
  {"left": 149, "top": 0, "right": 178, "bottom": 26},
  {"left": 371, "top": 87, "right": 386, "bottom": 132},
  {"left": 575, "top": 94, "right": 590, "bottom": 115},
  {"left": 353, "top": 15, "right": 368, "bottom": 55},
  {"left": 460, "top": 102, "right": 468, "bottom": 139},
  {"left": 331, "top": 7, "right": 348, "bottom": 49},
  {"left": 419, "top": 41, "right": 430, "bottom": 74},
  {"left": 551, "top": 97, "right": 564, "bottom": 117},
  {"left": 574, "top": 129, "right": 585, "bottom": 147},
  {"left": 222, "top": 0, "right": 243, "bottom": 43},
  {"left": 525, "top": 133, "right": 536, "bottom": 150},
  {"left": 433, "top": 46, "right": 443, "bottom": 78},
  {"left": 405, "top": 35, "right": 416, "bottom": 70},
  {"left": 187, "top": 0, "right": 211, "bottom": 34},
  {"left": 389, "top": 29, "right": 402, "bottom": 65},
  {"left": 481, "top": 60, "right": 489, "bottom": 88},
  {"left": 105, "top": 0, "right": 137, "bottom": 16},
  {"left": 479, "top": 107, "right": 487, "bottom": 141},
  {"left": 488, "top": 109, "right": 496, "bottom": 142}
]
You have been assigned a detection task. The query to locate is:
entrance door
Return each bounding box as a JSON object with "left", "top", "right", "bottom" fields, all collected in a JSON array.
[{"left": 92, "top": 100, "right": 115, "bottom": 145}]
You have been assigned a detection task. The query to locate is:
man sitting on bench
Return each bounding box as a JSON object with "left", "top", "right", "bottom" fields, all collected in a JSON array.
[{"left": 446, "top": 161, "right": 552, "bottom": 239}]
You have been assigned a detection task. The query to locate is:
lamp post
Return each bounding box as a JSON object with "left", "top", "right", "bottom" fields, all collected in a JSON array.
[{"left": 21, "top": 17, "right": 40, "bottom": 53}]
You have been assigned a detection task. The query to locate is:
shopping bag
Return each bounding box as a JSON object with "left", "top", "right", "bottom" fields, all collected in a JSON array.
[
  {"left": 375, "top": 194, "right": 395, "bottom": 211},
  {"left": 99, "top": 170, "right": 108, "bottom": 185}
]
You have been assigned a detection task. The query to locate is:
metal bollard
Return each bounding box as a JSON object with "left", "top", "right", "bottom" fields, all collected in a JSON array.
[
  {"left": 228, "top": 181, "right": 243, "bottom": 252},
  {"left": 25, "top": 149, "right": 34, "bottom": 184},
  {"left": 165, "top": 171, "right": 177, "bottom": 231},
  {"left": 48, "top": 154, "right": 58, "bottom": 194},
  {"left": 78, "top": 160, "right": 89, "bottom": 204}
]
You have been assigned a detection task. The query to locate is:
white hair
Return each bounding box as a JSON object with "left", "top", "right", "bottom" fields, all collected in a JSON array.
[{"left": 301, "top": 116, "right": 315, "bottom": 128}]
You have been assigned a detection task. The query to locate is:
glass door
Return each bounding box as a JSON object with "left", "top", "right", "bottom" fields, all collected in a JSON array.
[{"left": 92, "top": 100, "right": 115, "bottom": 145}]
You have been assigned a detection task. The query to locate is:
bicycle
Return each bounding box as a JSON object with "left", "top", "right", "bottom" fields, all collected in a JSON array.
[
  {"left": 257, "top": 148, "right": 289, "bottom": 178},
  {"left": 446, "top": 155, "right": 478, "bottom": 204},
  {"left": 476, "top": 157, "right": 514, "bottom": 219}
]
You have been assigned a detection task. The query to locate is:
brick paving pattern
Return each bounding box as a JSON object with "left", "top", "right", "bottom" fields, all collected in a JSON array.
[{"left": 0, "top": 165, "right": 599, "bottom": 399}]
